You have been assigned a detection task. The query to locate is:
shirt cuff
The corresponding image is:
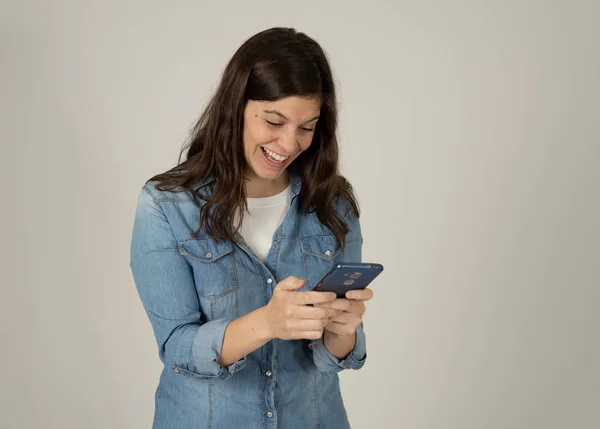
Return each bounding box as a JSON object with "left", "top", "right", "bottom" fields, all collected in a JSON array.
[
  {"left": 172, "top": 318, "right": 247, "bottom": 380},
  {"left": 309, "top": 324, "right": 367, "bottom": 374}
]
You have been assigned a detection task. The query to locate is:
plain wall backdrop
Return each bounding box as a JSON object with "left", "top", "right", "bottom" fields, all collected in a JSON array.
[{"left": 1, "top": 1, "right": 599, "bottom": 428}]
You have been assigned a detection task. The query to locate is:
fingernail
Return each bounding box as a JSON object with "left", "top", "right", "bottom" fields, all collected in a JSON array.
[{"left": 347, "top": 291, "right": 355, "bottom": 299}]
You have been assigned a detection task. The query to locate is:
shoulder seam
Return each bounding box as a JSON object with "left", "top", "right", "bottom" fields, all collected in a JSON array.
[
  {"left": 142, "top": 183, "right": 196, "bottom": 203},
  {"left": 141, "top": 184, "right": 159, "bottom": 205}
]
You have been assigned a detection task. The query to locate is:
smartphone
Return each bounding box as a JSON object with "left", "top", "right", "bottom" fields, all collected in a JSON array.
[{"left": 313, "top": 262, "right": 384, "bottom": 298}]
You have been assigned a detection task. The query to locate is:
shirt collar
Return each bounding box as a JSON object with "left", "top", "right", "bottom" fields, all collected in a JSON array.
[
  {"left": 289, "top": 170, "right": 302, "bottom": 197},
  {"left": 191, "top": 175, "right": 216, "bottom": 192},
  {"left": 192, "top": 170, "right": 302, "bottom": 197}
]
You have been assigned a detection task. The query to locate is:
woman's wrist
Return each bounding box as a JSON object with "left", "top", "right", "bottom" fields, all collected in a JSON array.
[
  {"left": 217, "top": 307, "right": 274, "bottom": 367},
  {"left": 254, "top": 306, "right": 276, "bottom": 342},
  {"left": 323, "top": 329, "right": 356, "bottom": 359}
]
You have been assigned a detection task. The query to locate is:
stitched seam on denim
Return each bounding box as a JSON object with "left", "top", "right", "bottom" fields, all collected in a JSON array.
[
  {"left": 271, "top": 339, "right": 278, "bottom": 419},
  {"left": 178, "top": 240, "right": 233, "bottom": 262},
  {"left": 302, "top": 243, "right": 310, "bottom": 288},
  {"left": 208, "top": 380, "right": 213, "bottom": 429},
  {"left": 179, "top": 248, "right": 231, "bottom": 262},
  {"left": 177, "top": 259, "right": 238, "bottom": 300},
  {"left": 142, "top": 185, "right": 159, "bottom": 205},
  {"left": 259, "top": 339, "right": 268, "bottom": 424},
  {"left": 228, "top": 251, "right": 239, "bottom": 299},
  {"left": 209, "top": 298, "right": 215, "bottom": 322},
  {"left": 172, "top": 365, "right": 216, "bottom": 378},
  {"left": 140, "top": 248, "right": 178, "bottom": 254},
  {"left": 271, "top": 238, "right": 282, "bottom": 280},
  {"left": 313, "top": 370, "right": 321, "bottom": 428},
  {"left": 300, "top": 239, "right": 341, "bottom": 262},
  {"left": 142, "top": 186, "right": 183, "bottom": 254},
  {"left": 286, "top": 232, "right": 343, "bottom": 239},
  {"left": 143, "top": 185, "right": 198, "bottom": 204},
  {"left": 203, "top": 280, "right": 239, "bottom": 302},
  {"left": 301, "top": 250, "right": 340, "bottom": 259},
  {"left": 155, "top": 197, "right": 196, "bottom": 203},
  {"left": 178, "top": 244, "right": 239, "bottom": 301}
]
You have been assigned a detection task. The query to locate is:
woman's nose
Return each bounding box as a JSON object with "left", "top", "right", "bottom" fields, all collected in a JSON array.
[{"left": 278, "top": 129, "right": 299, "bottom": 154}]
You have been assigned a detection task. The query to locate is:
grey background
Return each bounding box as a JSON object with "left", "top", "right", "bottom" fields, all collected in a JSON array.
[{"left": 1, "top": 1, "right": 598, "bottom": 428}]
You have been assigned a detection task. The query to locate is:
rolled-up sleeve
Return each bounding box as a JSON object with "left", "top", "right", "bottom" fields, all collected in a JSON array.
[
  {"left": 129, "top": 186, "right": 246, "bottom": 380},
  {"left": 309, "top": 323, "right": 367, "bottom": 374},
  {"left": 310, "top": 206, "right": 368, "bottom": 374}
]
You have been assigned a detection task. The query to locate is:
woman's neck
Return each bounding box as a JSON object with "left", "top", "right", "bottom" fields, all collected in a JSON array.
[{"left": 245, "top": 171, "right": 290, "bottom": 198}]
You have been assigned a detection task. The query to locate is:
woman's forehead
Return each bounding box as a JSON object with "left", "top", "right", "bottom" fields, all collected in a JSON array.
[{"left": 248, "top": 96, "right": 321, "bottom": 120}]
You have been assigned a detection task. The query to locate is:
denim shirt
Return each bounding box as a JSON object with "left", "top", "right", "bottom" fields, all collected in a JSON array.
[{"left": 129, "top": 172, "right": 367, "bottom": 429}]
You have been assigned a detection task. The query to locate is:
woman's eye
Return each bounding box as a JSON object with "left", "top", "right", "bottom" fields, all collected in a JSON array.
[{"left": 266, "top": 119, "right": 313, "bottom": 133}]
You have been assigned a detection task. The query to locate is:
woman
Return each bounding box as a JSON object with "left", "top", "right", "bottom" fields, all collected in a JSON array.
[{"left": 130, "top": 27, "right": 374, "bottom": 429}]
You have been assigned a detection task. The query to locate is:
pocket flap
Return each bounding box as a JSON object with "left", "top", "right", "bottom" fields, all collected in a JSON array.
[
  {"left": 179, "top": 238, "right": 233, "bottom": 262},
  {"left": 300, "top": 235, "right": 341, "bottom": 260}
]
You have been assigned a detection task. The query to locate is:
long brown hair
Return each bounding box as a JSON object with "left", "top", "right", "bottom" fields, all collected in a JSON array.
[{"left": 150, "top": 27, "right": 359, "bottom": 250}]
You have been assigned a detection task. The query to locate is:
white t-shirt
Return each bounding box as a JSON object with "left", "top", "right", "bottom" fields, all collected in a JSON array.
[{"left": 238, "top": 185, "right": 291, "bottom": 263}]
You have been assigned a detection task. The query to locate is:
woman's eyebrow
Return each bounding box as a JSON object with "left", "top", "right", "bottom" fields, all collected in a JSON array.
[{"left": 263, "top": 110, "right": 320, "bottom": 124}]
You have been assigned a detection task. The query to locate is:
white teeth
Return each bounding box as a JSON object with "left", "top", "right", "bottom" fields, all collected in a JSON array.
[{"left": 263, "top": 147, "right": 289, "bottom": 163}]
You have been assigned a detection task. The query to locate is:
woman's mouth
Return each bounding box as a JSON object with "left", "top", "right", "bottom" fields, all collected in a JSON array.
[{"left": 261, "top": 147, "right": 290, "bottom": 167}]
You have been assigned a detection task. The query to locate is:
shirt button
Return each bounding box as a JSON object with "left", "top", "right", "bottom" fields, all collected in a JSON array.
[
  {"left": 173, "top": 367, "right": 180, "bottom": 373},
  {"left": 266, "top": 411, "right": 273, "bottom": 418},
  {"left": 205, "top": 252, "right": 213, "bottom": 258},
  {"left": 267, "top": 278, "right": 273, "bottom": 284},
  {"left": 273, "top": 242, "right": 279, "bottom": 248},
  {"left": 325, "top": 250, "right": 331, "bottom": 256},
  {"left": 265, "top": 370, "right": 272, "bottom": 377}
]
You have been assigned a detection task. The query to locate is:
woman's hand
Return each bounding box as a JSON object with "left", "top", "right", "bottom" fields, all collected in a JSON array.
[
  {"left": 311, "top": 288, "right": 373, "bottom": 359},
  {"left": 261, "top": 276, "right": 342, "bottom": 341},
  {"left": 315, "top": 288, "right": 374, "bottom": 336}
]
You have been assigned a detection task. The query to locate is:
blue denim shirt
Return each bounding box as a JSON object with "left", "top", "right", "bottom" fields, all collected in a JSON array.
[{"left": 129, "top": 172, "right": 367, "bottom": 429}]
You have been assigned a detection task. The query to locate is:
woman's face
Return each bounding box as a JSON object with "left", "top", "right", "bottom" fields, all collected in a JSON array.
[{"left": 242, "top": 95, "right": 321, "bottom": 181}]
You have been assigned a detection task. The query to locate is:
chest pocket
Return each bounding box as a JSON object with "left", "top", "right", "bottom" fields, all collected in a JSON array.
[
  {"left": 179, "top": 238, "right": 239, "bottom": 300},
  {"left": 300, "top": 234, "right": 342, "bottom": 289}
]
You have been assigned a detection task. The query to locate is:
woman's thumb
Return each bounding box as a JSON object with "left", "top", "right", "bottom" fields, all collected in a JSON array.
[{"left": 275, "top": 276, "right": 306, "bottom": 291}]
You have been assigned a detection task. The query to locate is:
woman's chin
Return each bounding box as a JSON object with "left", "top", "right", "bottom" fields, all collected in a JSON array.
[{"left": 249, "top": 157, "right": 289, "bottom": 180}]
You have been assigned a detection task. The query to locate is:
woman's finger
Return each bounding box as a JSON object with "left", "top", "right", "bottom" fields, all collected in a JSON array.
[
  {"left": 292, "top": 318, "right": 329, "bottom": 331},
  {"left": 324, "top": 321, "right": 356, "bottom": 336},
  {"left": 345, "top": 288, "right": 374, "bottom": 301},
  {"left": 295, "top": 305, "right": 342, "bottom": 319},
  {"left": 313, "top": 298, "right": 352, "bottom": 311},
  {"left": 328, "top": 312, "right": 355, "bottom": 324}
]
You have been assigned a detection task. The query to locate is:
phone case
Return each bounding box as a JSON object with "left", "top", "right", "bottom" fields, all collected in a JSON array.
[{"left": 313, "top": 263, "right": 384, "bottom": 298}]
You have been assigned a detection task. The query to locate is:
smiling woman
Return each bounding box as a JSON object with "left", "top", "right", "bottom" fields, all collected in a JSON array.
[
  {"left": 243, "top": 96, "right": 321, "bottom": 188},
  {"left": 129, "top": 27, "right": 374, "bottom": 429},
  {"left": 147, "top": 27, "right": 356, "bottom": 247}
]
